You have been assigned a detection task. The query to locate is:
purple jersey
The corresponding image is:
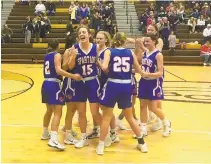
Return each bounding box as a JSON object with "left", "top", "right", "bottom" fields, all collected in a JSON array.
[
  {"left": 43, "top": 52, "right": 62, "bottom": 81},
  {"left": 98, "top": 48, "right": 109, "bottom": 86},
  {"left": 73, "top": 43, "right": 98, "bottom": 78},
  {"left": 141, "top": 50, "right": 160, "bottom": 75},
  {"left": 108, "top": 48, "right": 133, "bottom": 80}
]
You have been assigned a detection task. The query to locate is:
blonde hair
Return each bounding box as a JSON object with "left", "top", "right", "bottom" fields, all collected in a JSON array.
[
  {"left": 112, "top": 32, "right": 127, "bottom": 47},
  {"left": 97, "top": 31, "right": 111, "bottom": 47}
]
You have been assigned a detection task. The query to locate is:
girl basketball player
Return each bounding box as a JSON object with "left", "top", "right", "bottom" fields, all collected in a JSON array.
[
  {"left": 95, "top": 31, "right": 120, "bottom": 144},
  {"left": 138, "top": 35, "right": 171, "bottom": 137},
  {"left": 96, "top": 32, "right": 148, "bottom": 155},
  {"left": 66, "top": 25, "right": 102, "bottom": 148},
  {"left": 41, "top": 39, "right": 82, "bottom": 150},
  {"left": 128, "top": 24, "right": 164, "bottom": 135}
]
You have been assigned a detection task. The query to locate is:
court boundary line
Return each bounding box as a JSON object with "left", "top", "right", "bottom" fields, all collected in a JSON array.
[
  {"left": 1, "top": 124, "right": 211, "bottom": 135},
  {"left": 1, "top": 70, "right": 34, "bottom": 101}
]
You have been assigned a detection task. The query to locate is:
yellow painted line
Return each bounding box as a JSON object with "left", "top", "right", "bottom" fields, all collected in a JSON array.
[
  {"left": 56, "top": 8, "right": 68, "bottom": 13},
  {"left": 51, "top": 24, "right": 66, "bottom": 29},
  {"left": 32, "top": 43, "right": 65, "bottom": 49}
]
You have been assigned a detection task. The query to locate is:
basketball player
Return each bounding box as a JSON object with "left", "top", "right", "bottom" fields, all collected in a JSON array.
[
  {"left": 138, "top": 34, "right": 171, "bottom": 137},
  {"left": 67, "top": 25, "right": 102, "bottom": 148},
  {"left": 95, "top": 31, "right": 120, "bottom": 144},
  {"left": 96, "top": 32, "right": 148, "bottom": 155},
  {"left": 41, "top": 39, "right": 82, "bottom": 150},
  {"left": 61, "top": 48, "right": 79, "bottom": 145},
  {"left": 128, "top": 24, "right": 165, "bottom": 135}
]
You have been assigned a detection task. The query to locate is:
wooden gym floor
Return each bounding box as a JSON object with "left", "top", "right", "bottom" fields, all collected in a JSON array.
[{"left": 1, "top": 64, "right": 211, "bottom": 163}]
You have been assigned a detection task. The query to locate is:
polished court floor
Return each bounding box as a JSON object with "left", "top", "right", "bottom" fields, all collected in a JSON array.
[{"left": 1, "top": 64, "right": 211, "bottom": 163}]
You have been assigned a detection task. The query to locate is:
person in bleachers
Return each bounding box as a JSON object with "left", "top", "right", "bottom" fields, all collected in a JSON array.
[
  {"left": 160, "top": 17, "right": 170, "bottom": 49},
  {"left": 146, "top": 11, "right": 156, "bottom": 26},
  {"left": 91, "top": 11, "right": 102, "bottom": 32},
  {"left": 65, "top": 20, "right": 77, "bottom": 49},
  {"left": 157, "top": 6, "right": 167, "bottom": 19},
  {"left": 33, "top": 16, "right": 42, "bottom": 43},
  {"left": 200, "top": 40, "right": 211, "bottom": 66},
  {"left": 20, "top": 0, "right": 29, "bottom": 5},
  {"left": 1, "top": 24, "right": 13, "bottom": 43},
  {"left": 68, "top": 2, "right": 78, "bottom": 24},
  {"left": 190, "top": 9, "right": 200, "bottom": 19},
  {"left": 43, "top": 16, "right": 51, "bottom": 34},
  {"left": 46, "top": 0, "right": 56, "bottom": 16},
  {"left": 177, "top": 2, "right": 185, "bottom": 23},
  {"left": 196, "top": 15, "right": 206, "bottom": 32},
  {"left": 22, "top": 16, "right": 34, "bottom": 44},
  {"left": 203, "top": 24, "right": 211, "bottom": 43},
  {"left": 138, "top": 9, "right": 148, "bottom": 33},
  {"left": 187, "top": 17, "right": 197, "bottom": 33},
  {"left": 200, "top": 3, "right": 211, "bottom": 26},
  {"left": 35, "top": 0, "right": 46, "bottom": 16},
  {"left": 79, "top": 3, "right": 89, "bottom": 19},
  {"left": 168, "top": 31, "right": 176, "bottom": 51}
]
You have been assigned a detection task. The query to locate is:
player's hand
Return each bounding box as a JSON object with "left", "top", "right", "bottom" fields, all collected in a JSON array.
[
  {"left": 72, "top": 74, "right": 83, "bottom": 81},
  {"left": 69, "top": 47, "right": 78, "bottom": 57},
  {"left": 141, "top": 71, "right": 150, "bottom": 78}
]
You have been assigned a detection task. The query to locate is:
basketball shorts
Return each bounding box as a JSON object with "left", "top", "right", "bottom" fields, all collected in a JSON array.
[
  {"left": 41, "top": 80, "right": 65, "bottom": 105},
  {"left": 138, "top": 78, "right": 164, "bottom": 100},
  {"left": 131, "top": 75, "right": 137, "bottom": 96},
  {"left": 99, "top": 79, "right": 132, "bottom": 109},
  {"left": 63, "top": 76, "right": 100, "bottom": 103}
]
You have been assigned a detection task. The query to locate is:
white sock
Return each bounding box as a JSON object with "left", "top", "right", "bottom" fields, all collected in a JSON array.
[
  {"left": 50, "top": 131, "right": 58, "bottom": 141},
  {"left": 81, "top": 133, "right": 87, "bottom": 139},
  {"left": 162, "top": 118, "right": 169, "bottom": 126},
  {"left": 110, "top": 128, "right": 115, "bottom": 134},
  {"left": 43, "top": 127, "right": 48, "bottom": 133},
  {"left": 99, "top": 140, "right": 105, "bottom": 146}
]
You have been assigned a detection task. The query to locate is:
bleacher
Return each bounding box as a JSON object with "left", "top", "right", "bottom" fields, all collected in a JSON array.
[
  {"left": 134, "top": 1, "right": 203, "bottom": 65},
  {"left": 1, "top": 0, "right": 117, "bottom": 63},
  {"left": 1, "top": 0, "right": 203, "bottom": 65}
]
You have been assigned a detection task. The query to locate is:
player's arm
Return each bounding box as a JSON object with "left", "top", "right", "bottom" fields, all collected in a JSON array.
[
  {"left": 100, "top": 49, "right": 111, "bottom": 72},
  {"left": 132, "top": 50, "right": 142, "bottom": 75},
  {"left": 54, "top": 53, "right": 82, "bottom": 81},
  {"left": 66, "top": 46, "right": 78, "bottom": 70},
  {"left": 62, "top": 48, "right": 71, "bottom": 70},
  {"left": 156, "top": 38, "right": 163, "bottom": 52},
  {"left": 126, "top": 37, "right": 135, "bottom": 44},
  {"left": 142, "top": 53, "right": 163, "bottom": 78}
]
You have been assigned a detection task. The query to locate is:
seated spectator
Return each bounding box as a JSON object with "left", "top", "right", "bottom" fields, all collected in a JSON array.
[
  {"left": 138, "top": 10, "right": 148, "bottom": 32},
  {"left": 1, "top": 24, "right": 13, "bottom": 43},
  {"left": 79, "top": 3, "right": 89, "bottom": 19},
  {"left": 203, "top": 24, "right": 211, "bottom": 43},
  {"left": 33, "top": 16, "right": 42, "bottom": 43},
  {"left": 168, "top": 31, "right": 176, "bottom": 51},
  {"left": 187, "top": 17, "right": 197, "bottom": 33},
  {"left": 35, "top": 0, "right": 46, "bottom": 16},
  {"left": 22, "top": 16, "right": 34, "bottom": 44},
  {"left": 196, "top": 15, "right": 206, "bottom": 32},
  {"left": 200, "top": 40, "right": 211, "bottom": 66},
  {"left": 91, "top": 11, "right": 102, "bottom": 32},
  {"left": 147, "top": 11, "right": 156, "bottom": 26},
  {"left": 102, "top": 5, "right": 111, "bottom": 19},
  {"left": 200, "top": 4, "right": 211, "bottom": 25},
  {"left": 20, "top": 0, "right": 29, "bottom": 5},
  {"left": 190, "top": 9, "right": 200, "bottom": 19},
  {"left": 177, "top": 2, "right": 185, "bottom": 23},
  {"left": 157, "top": 6, "right": 167, "bottom": 19},
  {"left": 46, "top": 0, "right": 56, "bottom": 16}
]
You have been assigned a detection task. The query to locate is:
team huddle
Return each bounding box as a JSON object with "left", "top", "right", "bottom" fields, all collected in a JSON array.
[{"left": 41, "top": 24, "right": 171, "bottom": 155}]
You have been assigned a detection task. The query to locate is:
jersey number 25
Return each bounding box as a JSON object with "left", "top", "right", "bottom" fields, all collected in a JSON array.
[{"left": 113, "top": 56, "right": 130, "bottom": 72}]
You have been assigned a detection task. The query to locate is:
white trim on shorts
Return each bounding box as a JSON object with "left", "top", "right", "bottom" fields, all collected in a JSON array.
[{"left": 107, "top": 78, "right": 131, "bottom": 84}]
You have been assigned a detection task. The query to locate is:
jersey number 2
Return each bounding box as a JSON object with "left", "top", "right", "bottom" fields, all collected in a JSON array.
[
  {"left": 45, "top": 61, "right": 50, "bottom": 75},
  {"left": 113, "top": 56, "right": 130, "bottom": 72}
]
